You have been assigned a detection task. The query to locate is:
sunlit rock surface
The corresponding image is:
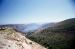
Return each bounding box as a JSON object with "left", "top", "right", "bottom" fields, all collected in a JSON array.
[{"left": 0, "top": 28, "right": 47, "bottom": 49}]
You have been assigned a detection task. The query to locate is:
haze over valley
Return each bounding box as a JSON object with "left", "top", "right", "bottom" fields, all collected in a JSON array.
[{"left": 0, "top": 0, "right": 75, "bottom": 49}]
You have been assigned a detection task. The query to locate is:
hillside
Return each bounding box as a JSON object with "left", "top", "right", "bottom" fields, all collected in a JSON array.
[
  {"left": 27, "top": 18, "right": 75, "bottom": 49},
  {"left": 0, "top": 28, "right": 47, "bottom": 49},
  {"left": 51, "top": 18, "right": 75, "bottom": 32}
]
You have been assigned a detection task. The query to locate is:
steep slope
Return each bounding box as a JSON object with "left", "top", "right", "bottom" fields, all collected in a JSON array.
[
  {"left": 0, "top": 28, "right": 46, "bottom": 49},
  {"left": 27, "top": 18, "right": 75, "bottom": 49},
  {"left": 52, "top": 18, "right": 75, "bottom": 32}
]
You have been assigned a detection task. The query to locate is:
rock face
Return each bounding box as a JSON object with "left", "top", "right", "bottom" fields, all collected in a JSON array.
[{"left": 0, "top": 28, "right": 46, "bottom": 49}]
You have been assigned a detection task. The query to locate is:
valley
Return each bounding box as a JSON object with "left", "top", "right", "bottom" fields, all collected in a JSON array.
[{"left": 0, "top": 18, "right": 75, "bottom": 49}]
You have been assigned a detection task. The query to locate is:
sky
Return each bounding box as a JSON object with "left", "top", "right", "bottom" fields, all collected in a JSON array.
[{"left": 0, "top": 0, "right": 75, "bottom": 24}]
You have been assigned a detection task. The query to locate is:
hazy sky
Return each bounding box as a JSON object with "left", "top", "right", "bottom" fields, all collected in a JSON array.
[{"left": 0, "top": 0, "right": 75, "bottom": 24}]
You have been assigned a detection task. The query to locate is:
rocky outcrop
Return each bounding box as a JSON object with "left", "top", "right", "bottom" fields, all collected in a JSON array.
[{"left": 0, "top": 28, "right": 47, "bottom": 49}]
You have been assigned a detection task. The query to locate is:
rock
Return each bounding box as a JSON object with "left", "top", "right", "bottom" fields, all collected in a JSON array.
[{"left": 0, "top": 28, "right": 47, "bottom": 49}]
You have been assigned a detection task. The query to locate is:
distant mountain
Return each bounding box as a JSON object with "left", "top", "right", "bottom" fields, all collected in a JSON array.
[
  {"left": 0, "top": 23, "right": 41, "bottom": 33},
  {"left": 27, "top": 18, "right": 75, "bottom": 49},
  {"left": 0, "top": 24, "right": 26, "bottom": 32}
]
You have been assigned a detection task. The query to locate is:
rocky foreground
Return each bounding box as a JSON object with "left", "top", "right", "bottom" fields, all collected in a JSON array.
[{"left": 0, "top": 28, "right": 47, "bottom": 49}]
